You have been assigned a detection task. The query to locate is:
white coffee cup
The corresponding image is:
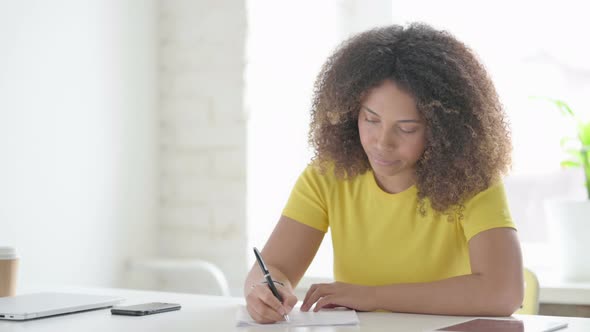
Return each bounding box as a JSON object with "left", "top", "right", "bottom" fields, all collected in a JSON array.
[{"left": 0, "top": 246, "right": 19, "bottom": 297}]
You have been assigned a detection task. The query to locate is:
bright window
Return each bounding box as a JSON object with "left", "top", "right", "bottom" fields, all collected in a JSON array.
[{"left": 247, "top": 0, "right": 590, "bottom": 278}]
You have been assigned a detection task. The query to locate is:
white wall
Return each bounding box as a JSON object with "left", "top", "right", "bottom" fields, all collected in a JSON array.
[
  {"left": 0, "top": 0, "right": 158, "bottom": 287},
  {"left": 157, "top": 0, "right": 248, "bottom": 296}
]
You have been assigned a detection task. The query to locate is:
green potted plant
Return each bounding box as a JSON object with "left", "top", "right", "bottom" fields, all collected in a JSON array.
[{"left": 541, "top": 98, "right": 590, "bottom": 281}]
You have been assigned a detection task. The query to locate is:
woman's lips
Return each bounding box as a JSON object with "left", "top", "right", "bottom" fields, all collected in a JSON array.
[{"left": 371, "top": 155, "right": 400, "bottom": 166}]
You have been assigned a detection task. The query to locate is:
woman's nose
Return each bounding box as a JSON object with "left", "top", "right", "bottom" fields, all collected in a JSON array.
[{"left": 376, "top": 130, "right": 397, "bottom": 150}]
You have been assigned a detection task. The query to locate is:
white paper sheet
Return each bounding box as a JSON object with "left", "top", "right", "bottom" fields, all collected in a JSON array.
[{"left": 236, "top": 305, "right": 360, "bottom": 327}]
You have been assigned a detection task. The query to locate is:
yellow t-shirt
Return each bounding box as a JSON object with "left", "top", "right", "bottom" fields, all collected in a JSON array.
[{"left": 282, "top": 164, "right": 516, "bottom": 286}]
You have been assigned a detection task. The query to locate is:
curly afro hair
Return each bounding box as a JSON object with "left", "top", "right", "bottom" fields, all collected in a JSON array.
[{"left": 309, "top": 23, "right": 512, "bottom": 217}]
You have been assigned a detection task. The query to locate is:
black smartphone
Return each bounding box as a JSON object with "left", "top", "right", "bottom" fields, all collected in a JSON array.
[{"left": 111, "top": 302, "right": 181, "bottom": 316}]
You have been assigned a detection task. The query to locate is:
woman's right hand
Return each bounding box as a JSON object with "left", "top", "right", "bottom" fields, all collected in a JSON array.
[{"left": 245, "top": 282, "right": 298, "bottom": 324}]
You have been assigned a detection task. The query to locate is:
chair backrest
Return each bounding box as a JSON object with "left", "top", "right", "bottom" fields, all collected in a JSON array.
[
  {"left": 127, "top": 258, "right": 231, "bottom": 296},
  {"left": 516, "top": 267, "right": 540, "bottom": 315}
]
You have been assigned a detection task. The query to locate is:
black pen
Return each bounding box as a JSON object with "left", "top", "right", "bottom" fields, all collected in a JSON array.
[{"left": 253, "top": 247, "right": 290, "bottom": 322}]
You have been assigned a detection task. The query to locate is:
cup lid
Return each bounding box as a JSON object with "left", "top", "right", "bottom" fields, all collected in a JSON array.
[{"left": 0, "top": 246, "right": 18, "bottom": 259}]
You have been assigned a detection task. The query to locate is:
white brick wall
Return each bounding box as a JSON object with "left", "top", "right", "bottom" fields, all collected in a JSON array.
[{"left": 158, "top": 0, "right": 247, "bottom": 295}]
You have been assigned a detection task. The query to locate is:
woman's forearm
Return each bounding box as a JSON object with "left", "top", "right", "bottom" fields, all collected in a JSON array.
[
  {"left": 243, "top": 264, "right": 294, "bottom": 297},
  {"left": 373, "top": 273, "right": 522, "bottom": 316}
]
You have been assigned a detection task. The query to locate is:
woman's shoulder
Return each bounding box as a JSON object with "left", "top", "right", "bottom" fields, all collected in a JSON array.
[
  {"left": 298, "top": 161, "right": 338, "bottom": 188},
  {"left": 466, "top": 180, "right": 507, "bottom": 203},
  {"left": 462, "top": 180, "right": 510, "bottom": 217},
  {"left": 295, "top": 161, "right": 371, "bottom": 197}
]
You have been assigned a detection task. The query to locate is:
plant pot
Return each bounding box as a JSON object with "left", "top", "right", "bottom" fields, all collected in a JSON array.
[{"left": 544, "top": 199, "right": 590, "bottom": 282}]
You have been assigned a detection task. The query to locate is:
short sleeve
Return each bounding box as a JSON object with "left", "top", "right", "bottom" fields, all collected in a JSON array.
[
  {"left": 461, "top": 181, "right": 516, "bottom": 241},
  {"left": 281, "top": 165, "right": 330, "bottom": 232}
]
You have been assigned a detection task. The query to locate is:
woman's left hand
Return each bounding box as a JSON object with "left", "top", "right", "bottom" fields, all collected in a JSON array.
[{"left": 300, "top": 282, "right": 378, "bottom": 312}]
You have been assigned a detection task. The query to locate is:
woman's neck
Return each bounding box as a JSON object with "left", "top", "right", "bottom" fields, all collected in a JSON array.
[{"left": 373, "top": 170, "right": 417, "bottom": 194}]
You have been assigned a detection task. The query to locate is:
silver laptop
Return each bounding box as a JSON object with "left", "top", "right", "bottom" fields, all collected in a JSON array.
[{"left": 0, "top": 292, "right": 123, "bottom": 321}]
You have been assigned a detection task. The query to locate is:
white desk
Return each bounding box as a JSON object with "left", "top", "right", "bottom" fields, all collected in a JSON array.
[{"left": 2, "top": 286, "right": 590, "bottom": 331}]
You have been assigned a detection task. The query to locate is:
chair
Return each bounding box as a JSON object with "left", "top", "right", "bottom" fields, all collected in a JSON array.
[
  {"left": 516, "top": 267, "right": 540, "bottom": 315},
  {"left": 126, "top": 258, "right": 231, "bottom": 296}
]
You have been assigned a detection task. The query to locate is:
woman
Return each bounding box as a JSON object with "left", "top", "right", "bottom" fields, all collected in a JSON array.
[{"left": 244, "top": 23, "right": 523, "bottom": 324}]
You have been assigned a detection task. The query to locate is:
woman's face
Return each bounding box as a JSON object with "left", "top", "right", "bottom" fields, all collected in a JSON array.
[{"left": 358, "top": 79, "right": 427, "bottom": 182}]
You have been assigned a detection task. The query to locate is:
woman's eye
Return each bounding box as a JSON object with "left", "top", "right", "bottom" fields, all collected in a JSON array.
[
  {"left": 365, "top": 117, "right": 379, "bottom": 123},
  {"left": 400, "top": 127, "right": 418, "bottom": 133}
]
